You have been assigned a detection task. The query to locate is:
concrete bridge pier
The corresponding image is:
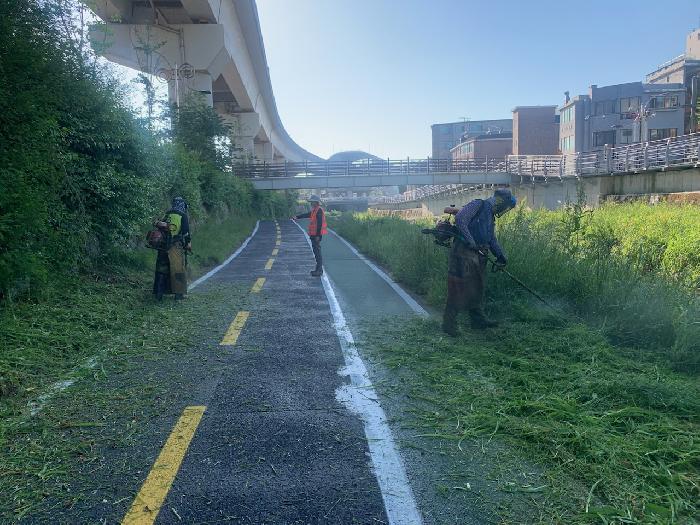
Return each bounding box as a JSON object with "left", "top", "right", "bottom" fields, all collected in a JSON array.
[{"left": 89, "top": 0, "right": 319, "bottom": 163}]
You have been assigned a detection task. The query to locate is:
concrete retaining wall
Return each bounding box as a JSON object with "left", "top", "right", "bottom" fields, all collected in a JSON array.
[{"left": 370, "top": 167, "right": 700, "bottom": 215}]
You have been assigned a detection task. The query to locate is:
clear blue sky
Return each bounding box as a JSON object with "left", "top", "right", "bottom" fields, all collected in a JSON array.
[{"left": 256, "top": 0, "right": 699, "bottom": 159}]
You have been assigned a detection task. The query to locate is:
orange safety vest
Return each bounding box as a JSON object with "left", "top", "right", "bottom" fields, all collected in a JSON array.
[{"left": 308, "top": 207, "right": 327, "bottom": 236}]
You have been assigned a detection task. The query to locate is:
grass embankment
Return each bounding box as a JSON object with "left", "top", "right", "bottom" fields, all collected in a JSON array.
[
  {"left": 334, "top": 203, "right": 700, "bottom": 372},
  {"left": 0, "top": 214, "right": 255, "bottom": 417},
  {"left": 332, "top": 205, "right": 700, "bottom": 524},
  {"left": 0, "top": 215, "right": 257, "bottom": 520}
]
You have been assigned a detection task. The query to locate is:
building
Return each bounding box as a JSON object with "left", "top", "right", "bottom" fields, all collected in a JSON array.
[
  {"left": 646, "top": 28, "right": 700, "bottom": 133},
  {"left": 431, "top": 119, "right": 512, "bottom": 159},
  {"left": 558, "top": 82, "right": 685, "bottom": 154},
  {"left": 451, "top": 132, "right": 512, "bottom": 160},
  {"left": 512, "top": 106, "right": 560, "bottom": 155}
]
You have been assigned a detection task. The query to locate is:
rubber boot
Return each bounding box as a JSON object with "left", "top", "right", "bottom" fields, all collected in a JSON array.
[
  {"left": 154, "top": 274, "right": 166, "bottom": 302},
  {"left": 469, "top": 308, "right": 498, "bottom": 329},
  {"left": 442, "top": 306, "right": 458, "bottom": 337},
  {"left": 174, "top": 293, "right": 185, "bottom": 300},
  {"left": 310, "top": 268, "right": 323, "bottom": 277}
]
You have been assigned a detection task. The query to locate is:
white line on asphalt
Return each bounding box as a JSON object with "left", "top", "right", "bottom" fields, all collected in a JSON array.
[
  {"left": 292, "top": 220, "right": 423, "bottom": 525},
  {"left": 188, "top": 221, "right": 260, "bottom": 291},
  {"left": 29, "top": 222, "right": 263, "bottom": 417},
  {"left": 328, "top": 229, "right": 429, "bottom": 317}
]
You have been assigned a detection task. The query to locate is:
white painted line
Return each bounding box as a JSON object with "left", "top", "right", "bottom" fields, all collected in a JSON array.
[
  {"left": 293, "top": 220, "right": 423, "bottom": 525},
  {"left": 329, "top": 228, "right": 428, "bottom": 317},
  {"left": 188, "top": 220, "right": 260, "bottom": 291},
  {"left": 29, "top": 221, "right": 263, "bottom": 416}
]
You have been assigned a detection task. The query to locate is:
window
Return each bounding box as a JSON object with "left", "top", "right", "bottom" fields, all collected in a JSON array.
[
  {"left": 648, "top": 95, "right": 679, "bottom": 109},
  {"left": 594, "top": 100, "right": 616, "bottom": 116},
  {"left": 561, "top": 105, "right": 575, "bottom": 123},
  {"left": 648, "top": 128, "right": 678, "bottom": 141},
  {"left": 560, "top": 135, "right": 574, "bottom": 151},
  {"left": 619, "top": 97, "right": 640, "bottom": 119},
  {"left": 619, "top": 128, "right": 635, "bottom": 144},
  {"left": 593, "top": 130, "right": 616, "bottom": 147}
]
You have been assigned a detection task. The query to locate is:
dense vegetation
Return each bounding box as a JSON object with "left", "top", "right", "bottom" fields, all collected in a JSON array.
[
  {"left": 0, "top": 0, "right": 293, "bottom": 408},
  {"left": 334, "top": 203, "right": 700, "bottom": 372},
  {"left": 333, "top": 205, "right": 700, "bottom": 523},
  {"left": 0, "top": 0, "right": 294, "bottom": 301}
]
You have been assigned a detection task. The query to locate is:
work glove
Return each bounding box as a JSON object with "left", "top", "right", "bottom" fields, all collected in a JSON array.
[{"left": 495, "top": 255, "right": 507, "bottom": 268}]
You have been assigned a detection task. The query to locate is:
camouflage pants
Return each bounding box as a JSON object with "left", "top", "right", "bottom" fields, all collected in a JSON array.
[
  {"left": 443, "top": 240, "right": 487, "bottom": 330},
  {"left": 153, "top": 242, "right": 187, "bottom": 296}
]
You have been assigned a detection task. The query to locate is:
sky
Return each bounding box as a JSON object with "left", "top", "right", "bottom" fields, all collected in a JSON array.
[{"left": 256, "top": 0, "right": 699, "bottom": 159}]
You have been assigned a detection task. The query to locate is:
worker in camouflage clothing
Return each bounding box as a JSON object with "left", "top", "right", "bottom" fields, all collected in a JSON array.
[{"left": 443, "top": 188, "right": 516, "bottom": 335}]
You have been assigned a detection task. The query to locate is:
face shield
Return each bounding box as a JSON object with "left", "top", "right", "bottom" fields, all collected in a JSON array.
[{"left": 494, "top": 195, "right": 516, "bottom": 217}]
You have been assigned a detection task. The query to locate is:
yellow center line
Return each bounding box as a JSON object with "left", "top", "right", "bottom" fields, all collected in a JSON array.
[
  {"left": 220, "top": 311, "right": 250, "bottom": 346},
  {"left": 251, "top": 277, "right": 266, "bottom": 293},
  {"left": 271, "top": 248, "right": 279, "bottom": 256},
  {"left": 265, "top": 258, "right": 274, "bottom": 270},
  {"left": 121, "top": 406, "right": 206, "bottom": 525}
]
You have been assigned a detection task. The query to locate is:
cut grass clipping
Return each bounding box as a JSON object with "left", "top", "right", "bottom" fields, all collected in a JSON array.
[
  {"left": 361, "top": 313, "right": 699, "bottom": 524},
  {"left": 332, "top": 204, "right": 700, "bottom": 374}
]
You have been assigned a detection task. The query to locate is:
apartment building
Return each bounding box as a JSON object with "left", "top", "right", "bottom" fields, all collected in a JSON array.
[
  {"left": 646, "top": 28, "right": 700, "bottom": 133},
  {"left": 558, "top": 82, "right": 685, "bottom": 154},
  {"left": 512, "top": 106, "right": 560, "bottom": 155},
  {"left": 431, "top": 119, "right": 512, "bottom": 159},
  {"left": 451, "top": 132, "right": 513, "bottom": 160}
]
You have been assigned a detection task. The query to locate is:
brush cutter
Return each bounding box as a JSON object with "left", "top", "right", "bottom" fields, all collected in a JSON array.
[
  {"left": 421, "top": 224, "right": 564, "bottom": 315},
  {"left": 478, "top": 250, "right": 561, "bottom": 313}
]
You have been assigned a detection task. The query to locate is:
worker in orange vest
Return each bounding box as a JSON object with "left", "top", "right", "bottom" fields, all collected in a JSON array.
[{"left": 292, "top": 194, "right": 327, "bottom": 277}]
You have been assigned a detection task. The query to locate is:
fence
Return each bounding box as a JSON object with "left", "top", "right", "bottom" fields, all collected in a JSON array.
[
  {"left": 507, "top": 132, "right": 700, "bottom": 181},
  {"left": 237, "top": 157, "right": 508, "bottom": 179}
]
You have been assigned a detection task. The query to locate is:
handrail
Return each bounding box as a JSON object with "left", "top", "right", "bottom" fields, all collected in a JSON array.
[
  {"left": 507, "top": 132, "right": 700, "bottom": 180},
  {"left": 239, "top": 133, "right": 700, "bottom": 205}
]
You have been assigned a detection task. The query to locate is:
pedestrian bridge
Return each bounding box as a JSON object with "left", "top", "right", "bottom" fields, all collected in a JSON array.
[
  {"left": 242, "top": 158, "right": 511, "bottom": 189},
  {"left": 243, "top": 132, "right": 700, "bottom": 190}
]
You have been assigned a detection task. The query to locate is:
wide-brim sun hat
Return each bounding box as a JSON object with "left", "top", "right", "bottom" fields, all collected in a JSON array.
[{"left": 308, "top": 194, "right": 321, "bottom": 202}]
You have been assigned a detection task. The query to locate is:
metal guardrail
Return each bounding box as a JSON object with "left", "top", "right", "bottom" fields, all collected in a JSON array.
[
  {"left": 237, "top": 157, "right": 507, "bottom": 179},
  {"left": 240, "top": 133, "right": 700, "bottom": 181},
  {"left": 240, "top": 132, "right": 700, "bottom": 204},
  {"left": 507, "top": 132, "right": 700, "bottom": 181}
]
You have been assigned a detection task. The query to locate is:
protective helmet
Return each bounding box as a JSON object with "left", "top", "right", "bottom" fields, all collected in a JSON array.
[
  {"left": 308, "top": 194, "right": 321, "bottom": 203},
  {"left": 171, "top": 196, "right": 188, "bottom": 213},
  {"left": 493, "top": 189, "right": 516, "bottom": 216}
]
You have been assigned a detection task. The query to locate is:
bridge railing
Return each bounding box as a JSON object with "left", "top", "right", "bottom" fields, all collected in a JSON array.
[
  {"left": 240, "top": 132, "right": 700, "bottom": 183},
  {"left": 237, "top": 157, "right": 508, "bottom": 178},
  {"left": 507, "top": 132, "right": 700, "bottom": 180}
]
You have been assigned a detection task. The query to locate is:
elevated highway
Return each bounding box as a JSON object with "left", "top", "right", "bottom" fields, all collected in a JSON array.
[{"left": 90, "top": 0, "right": 319, "bottom": 162}]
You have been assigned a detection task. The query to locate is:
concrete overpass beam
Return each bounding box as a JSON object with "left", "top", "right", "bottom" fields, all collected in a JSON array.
[
  {"left": 90, "top": 23, "right": 226, "bottom": 106},
  {"left": 254, "top": 141, "right": 273, "bottom": 162},
  {"left": 221, "top": 111, "right": 260, "bottom": 161}
]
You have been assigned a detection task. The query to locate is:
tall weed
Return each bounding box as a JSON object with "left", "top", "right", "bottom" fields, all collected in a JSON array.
[{"left": 333, "top": 203, "right": 700, "bottom": 373}]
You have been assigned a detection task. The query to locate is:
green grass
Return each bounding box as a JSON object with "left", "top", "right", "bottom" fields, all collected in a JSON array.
[
  {"left": 332, "top": 205, "right": 700, "bottom": 523},
  {"left": 361, "top": 313, "right": 700, "bottom": 524},
  {"left": 0, "top": 285, "right": 243, "bottom": 521},
  {"left": 0, "top": 214, "right": 257, "bottom": 521},
  {"left": 0, "top": 214, "right": 256, "bottom": 416},
  {"left": 332, "top": 204, "right": 700, "bottom": 373}
]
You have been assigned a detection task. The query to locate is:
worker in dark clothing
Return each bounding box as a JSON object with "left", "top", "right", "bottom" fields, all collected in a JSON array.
[
  {"left": 292, "top": 194, "right": 327, "bottom": 277},
  {"left": 443, "top": 188, "right": 516, "bottom": 335},
  {"left": 153, "top": 196, "right": 191, "bottom": 301}
]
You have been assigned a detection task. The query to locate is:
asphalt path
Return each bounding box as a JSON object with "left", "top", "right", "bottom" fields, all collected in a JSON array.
[{"left": 121, "top": 219, "right": 424, "bottom": 524}]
